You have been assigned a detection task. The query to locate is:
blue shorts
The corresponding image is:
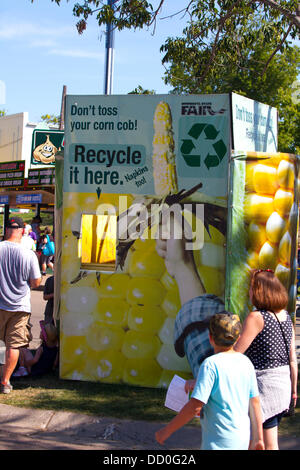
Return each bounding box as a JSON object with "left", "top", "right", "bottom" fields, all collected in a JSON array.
[{"left": 263, "top": 412, "right": 284, "bottom": 429}]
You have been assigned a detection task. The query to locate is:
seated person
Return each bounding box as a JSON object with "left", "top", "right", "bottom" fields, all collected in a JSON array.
[
  {"left": 13, "top": 322, "right": 58, "bottom": 377},
  {"left": 43, "top": 275, "right": 54, "bottom": 324}
]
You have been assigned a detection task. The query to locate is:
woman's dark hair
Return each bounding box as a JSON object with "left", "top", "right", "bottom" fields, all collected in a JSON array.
[{"left": 250, "top": 269, "right": 288, "bottom": 311}]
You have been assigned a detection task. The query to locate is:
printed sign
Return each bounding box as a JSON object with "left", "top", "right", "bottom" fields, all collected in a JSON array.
[
  {"left": 64, "top": 94, "right": 230, "bottom": 198},
  {"left": 231, "top": 93, "right": 278, "bottom": 152},
  {"left": 0, "top": 160, "right": 25, "bottom": 188},
  {"left": 31, "top": 129, "right": 64, "bottom": 166},
  {"left": 27, "top": 168, "right": 55, "bottom": 186}
]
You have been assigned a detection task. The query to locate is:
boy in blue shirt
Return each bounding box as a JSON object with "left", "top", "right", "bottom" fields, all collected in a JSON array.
[{"left": 156, "top": 312, "right": 264, "bottom": 450}]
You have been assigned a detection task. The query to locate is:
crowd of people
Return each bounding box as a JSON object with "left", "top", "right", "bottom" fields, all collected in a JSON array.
[{"left": 21, "top": 216, "right": 55, "bottom": 276}]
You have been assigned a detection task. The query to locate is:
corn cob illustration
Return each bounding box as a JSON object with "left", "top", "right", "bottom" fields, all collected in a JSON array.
[
  {"left": 244, "top": 154, "right": 298, "bottom": 295},
  {"left": 152, "top": 101, "right": 178, "bottom": 196}
]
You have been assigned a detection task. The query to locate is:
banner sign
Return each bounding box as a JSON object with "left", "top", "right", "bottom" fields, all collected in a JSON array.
[
  {"left": 64, "top": 94, "right": 230, "bottom": 198},
  {"left": 27, "top": 167, "right": 55, "bottom": 186},
  {"left": 0, "top": 195, "right": 9, "bottom": 204},
  {"left": 231, "top": 93, "right": 278, "bottom": 152},
  {"left": 0, "top": 160, "right": 25, "bottom": 188},
  {"left": 16, "top": 193, "right": 42, "bottom": 204}
]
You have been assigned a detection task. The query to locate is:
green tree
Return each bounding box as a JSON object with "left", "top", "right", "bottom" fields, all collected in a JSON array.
[
  {"left": 40, "top": 114, "right": 60, "bottom": 126},
  {"left": 128, "top": 85, "right": 156, "bottom": 94},
  {"left": 162, "top": 29, "right": 300, "bottom": 152},
  {"left": 0, "top": 110, "right": 6, "bottom": 117},
  {"left": 36, "top": 1, "right": 299, "bottom": 74}
]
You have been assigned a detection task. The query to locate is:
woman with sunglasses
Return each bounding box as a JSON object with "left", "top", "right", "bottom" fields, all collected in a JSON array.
[{"left": 234, "top": 269, "right": 298, "bottom": 450}]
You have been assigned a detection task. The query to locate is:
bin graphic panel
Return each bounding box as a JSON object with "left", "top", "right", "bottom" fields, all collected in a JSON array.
[
  {"left": 226, "top": 151, "right": 300, "bottom": 321},
  {"left": 60, "top": 94, "right": 231, "bottom": 386}
]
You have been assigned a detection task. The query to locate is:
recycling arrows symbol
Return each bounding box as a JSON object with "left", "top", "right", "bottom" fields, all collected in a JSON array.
[{"left": 180, "top": 123, "right": 227, "bottom": 169}]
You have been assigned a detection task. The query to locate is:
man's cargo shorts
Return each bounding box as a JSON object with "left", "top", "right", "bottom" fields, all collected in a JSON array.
[{"left": 0, "top": 309, "right": 32, "bottom": 348}]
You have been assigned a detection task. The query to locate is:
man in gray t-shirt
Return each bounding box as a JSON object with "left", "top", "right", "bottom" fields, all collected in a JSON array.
[{"left": 0, "top": 217, "right": 41, "bottom": 394}]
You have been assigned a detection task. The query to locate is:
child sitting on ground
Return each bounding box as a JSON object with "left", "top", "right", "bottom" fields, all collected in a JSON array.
[{"left": 13, "top": 322, "right": 58, "bottom": 377}]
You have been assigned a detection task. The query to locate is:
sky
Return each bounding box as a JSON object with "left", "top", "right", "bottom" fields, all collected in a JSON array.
[{"left": 0, "top": 0, "right": 187, "bottom": 123}]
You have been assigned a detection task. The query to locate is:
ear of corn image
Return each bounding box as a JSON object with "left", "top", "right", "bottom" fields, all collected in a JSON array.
[{"left": 230, "top": 151, "right": 299, "bottom": 319}]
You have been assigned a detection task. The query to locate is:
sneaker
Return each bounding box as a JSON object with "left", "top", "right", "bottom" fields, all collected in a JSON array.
[
  {"left": 12, "top": 366, "right": 28, "bottom": 377},
  {"left": 0, "top": 382, "right": 13, "bottom": 394}
]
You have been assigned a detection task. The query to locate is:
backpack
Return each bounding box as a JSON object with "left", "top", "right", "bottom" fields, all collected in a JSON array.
[{"left": 43, "top": 235, "right": 55, "bottom": 256}]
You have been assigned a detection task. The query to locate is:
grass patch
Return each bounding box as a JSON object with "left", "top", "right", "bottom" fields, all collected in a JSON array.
[{"left": 0, "top": 371, "right": 298, "bottom": 435}]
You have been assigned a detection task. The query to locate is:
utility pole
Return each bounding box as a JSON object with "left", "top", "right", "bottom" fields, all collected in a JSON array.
[
  {"left": 59, "top": 85, "right": 67, "bottom": 130},
  {"left": 103, "top": 0, "right": 116, "bottom": 95}
]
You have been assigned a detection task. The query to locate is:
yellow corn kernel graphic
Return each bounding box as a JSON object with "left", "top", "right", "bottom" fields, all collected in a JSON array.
[
  {"left": 273, "top": 189, "right": 294, "bottom": 216},
  {"left": 126, "top": 278, "right": 166, "bottom": 306},
  {"left": 265, "top": 212, "right": 286, "bottom": 245},
  {"left": 277, "top": 160, "right": 295, "bottom": 190},
  {"left": 128, "top": 305, "right": 166, "bottom": 334},
  {"left": 246, "top": 250, "right": 260, "bottom": 269},
  {"left": 95, "top": 298, "right": 129, "bottom": 328},
  {"left": 128, "top": 249, "right": 165, "bottom": 278},
  {"left": 278, "top": 231, "right": 291, "bottom": 266},
  {"left": 275, "top": 263, "right": 290, "bottom": 289},
  {"left": 122, "top": 331, "right": 161, "bottom": 359},
  {"left": 253, "top": 164, "right": 278, "bottom": 195},
  {"left": 247, "top": 221, "right": 267, "bottom": 252},
  {"left": 123, "top": 358, "right": 162, "bottom": 387},
  {"left": 244, "top": 193, "right": 274, "bottom": 223},
  {"left": 258, "top": 241, "right": 278, "bottom": 270}
]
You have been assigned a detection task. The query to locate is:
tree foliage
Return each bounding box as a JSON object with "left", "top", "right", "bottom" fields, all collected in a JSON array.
[
  {"left": 128, "top": 85, "right": 156, "bottom": 94},
  {"left": 35, "top": 1, "right": 299, "bottom": 76},
  {"left": 40, "top": 114, "right": 60, "bottom": 126}
]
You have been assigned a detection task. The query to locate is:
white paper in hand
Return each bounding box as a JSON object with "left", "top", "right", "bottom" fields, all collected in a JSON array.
[{"left": 164, "top": 374, "right": 189, "bottom": 412}]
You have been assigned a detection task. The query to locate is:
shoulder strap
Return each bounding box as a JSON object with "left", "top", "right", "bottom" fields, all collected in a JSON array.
[{"left": 273, "top": 311, "right": 290, "bottom": 365}]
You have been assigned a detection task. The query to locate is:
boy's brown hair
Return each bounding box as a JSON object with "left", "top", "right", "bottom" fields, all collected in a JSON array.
[
  {"left": 250, "top": 269, "right": 288, "bottom": 311},
  {"left": 209, "top": 312, "right": 242, "bottom": 346}
]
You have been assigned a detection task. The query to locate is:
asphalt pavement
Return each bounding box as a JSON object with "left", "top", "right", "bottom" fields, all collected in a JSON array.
[{"left": 0, "top": 275, "right": 299, "bottom": 451}]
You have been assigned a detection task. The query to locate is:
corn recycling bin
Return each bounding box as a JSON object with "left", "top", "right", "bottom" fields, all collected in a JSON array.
[{"left": 57, "top": 94, "right": 299, "bottom": 386}]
